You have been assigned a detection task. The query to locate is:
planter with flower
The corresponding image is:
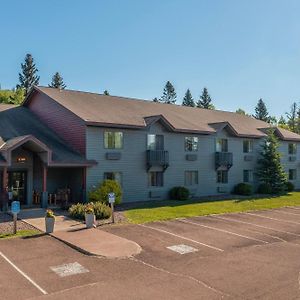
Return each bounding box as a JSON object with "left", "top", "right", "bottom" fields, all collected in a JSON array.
[
  {"left": 85, "top": 204, "right": 95, "bottom": 228},
  {"left": 45, "top": 209, "right": 55, "bottom": 233}
]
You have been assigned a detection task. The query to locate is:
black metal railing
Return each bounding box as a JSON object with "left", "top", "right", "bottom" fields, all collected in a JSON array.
[
  {"left": 215, "top": 152, "right": 233, "bottom": 170},
  {"left": 146, "top": 150, "right": 169, "bottom": 171}
]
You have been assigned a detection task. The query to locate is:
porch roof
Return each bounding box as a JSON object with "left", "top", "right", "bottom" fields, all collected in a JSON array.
[{"left": 0, "top": 105, "right": 95, "bottom": 167}]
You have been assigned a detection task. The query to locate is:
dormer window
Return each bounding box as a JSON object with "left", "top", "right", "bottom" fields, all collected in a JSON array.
[
  {"left": 288, "top": 143, "right": 297, "bottom": 155},
  {"left": 216, "top": 139, "right": 228, "bottom": 152},
  {"left": 185, "top": 137, "right": 198, "bottom": 152},
  {"left": 243, "top": 140, "right": 253, "bottom": 153}
]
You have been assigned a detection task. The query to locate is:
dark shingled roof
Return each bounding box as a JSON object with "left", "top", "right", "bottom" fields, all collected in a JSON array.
[
  {"left": 26, "top": 86, "right": 300, "bottom": 141},
  {"left": 0, "top": 105, "right": 94, "bottom": 166}
]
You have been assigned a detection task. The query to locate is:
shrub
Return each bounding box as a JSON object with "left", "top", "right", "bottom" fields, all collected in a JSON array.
[
  {"left": 68, "top": 203, "right": 85, "bottom": 220},
  {"left": 169, "top": 186, "right": 190, "bottom": 200},
  {"left": 257, "top": 183, "right": 272, "bottom": 194},
  {"left": 232, "top": 183, "right": 253, "bottom": 196},
  {"left": 93, "top": 201, "right": 112, "bottom": 219},
  {"left": 68, "top": 202, "right": 111, "bottom": 220},
  {"left": 285, "top": 181, "right": 295, "bottom": 192},
  {"left": 88, "top": 180, "right": 122, "bottom": 204}
]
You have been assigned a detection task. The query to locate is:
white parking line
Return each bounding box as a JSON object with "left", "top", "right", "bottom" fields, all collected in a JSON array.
[
  {"left": 245, "top": 212, "right": 300, "bottom": 225},
  {"left": 212, "top": 215, "right": 300, "bottom": 238},
  {"left": 0, "top": 251, "right": 48, "bottom": 295},
  {"left": 138, "top": 224, "right": 224, "bottom": 252},
  {"left": 178, "top": 219, "right": 268, "bottom": 244}
]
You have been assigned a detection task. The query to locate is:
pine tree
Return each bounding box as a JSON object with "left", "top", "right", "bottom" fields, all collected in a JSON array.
[
  {"left": 17, "top": 54, "right": 40, "bottom": 95},
  {"left": 159, "top": 81, "right": 177, "bottom": 104},
  {"left": 286, "top": 102, "right": 297, "bottom": 132},
  {"left": 256, "top": 130, "right": 287, "bottom": 193},
  {"left": 103, "top": 90, "right": 110, "bottom": 95},
  {"left": 197, "top": 87, "right": 214, "bottom": 109},
  {"left": 296, "top": 105, "right": 300, "bottom": 134},
  {"left": 253, "top": 98, "right": 269, "bottom": 122},
  {"left": 49, "top": 72, "right": 66, "bottom": 89},
  {"left": 278, "top": 116, "right": 289, "bottom": 129},
  {"left": 182, "top": 89, "right": 195, "bottom": 107},
  {"left": 236, "top": 108, "right": 246, "bottom": 115}
]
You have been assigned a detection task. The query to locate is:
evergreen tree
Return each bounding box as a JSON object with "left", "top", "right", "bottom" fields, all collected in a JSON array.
[
  {"left": 256, "top": 130, "right": 287, "bottom": 193},
  {"left": 197, "top": 87, "right": 214, "bottom": 109},
  {"left": 159, "top": 81, "right": 177, "bottom": 104},
  {"left": 182, "top": 89, "right": 195, "bottom": 107},
  {"left": 236, "top": 108, "right": 246, "bottom": 115},
  {"left": 278, "top": 116, "right": 289, "bottom": 129},
  {"left": 17, "top": 53, "right": 40, "bottom": 95},
  {"left": 49, "top": 72, "right": 66, "bottom": 89},
  {"left": 296, "top": 105, "right": 300, "bottom": 134},
  {"left": 286, "top": 102, "right": 297, "bottom": 133},
  {"left": 253, "top": 98, "right": 269, "bottom": 122},
  {"left": 153, "top": 97, "right": 159, "bottom": 102},
  {"left": 103, "top": 90, "right": 110, "bottom": 95},
  {"left": 0, "top": 88, "right": 25, "bottom": 105}
]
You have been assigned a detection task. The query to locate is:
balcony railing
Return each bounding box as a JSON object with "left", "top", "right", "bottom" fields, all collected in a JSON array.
[
  {"left": 215, "top": 152, "right": 233, "bottom": 170},
  {"left": 146, "top": 150, "right": 169, "bottom": 171}
]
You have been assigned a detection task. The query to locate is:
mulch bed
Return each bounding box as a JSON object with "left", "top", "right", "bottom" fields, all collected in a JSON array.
[{"left": 0, "top": 213, "right": 37, "bottom": 235}]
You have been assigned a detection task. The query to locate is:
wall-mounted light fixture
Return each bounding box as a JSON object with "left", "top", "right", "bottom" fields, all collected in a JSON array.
[{"left": 16, "top": 157, "right": 26, "bottom": 163}]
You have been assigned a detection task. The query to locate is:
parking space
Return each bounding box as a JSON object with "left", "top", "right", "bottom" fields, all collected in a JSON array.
[
  {"left": 103, "top": 207, "right": 300, "bottom": 299},
  {"left": 1, "top": 207, "right": 300, "bottom": 299}
]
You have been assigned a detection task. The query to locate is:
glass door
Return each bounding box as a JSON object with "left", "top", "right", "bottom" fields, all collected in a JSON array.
[{"left": 8, "top": 171, "right": 27, "bottom": 205}]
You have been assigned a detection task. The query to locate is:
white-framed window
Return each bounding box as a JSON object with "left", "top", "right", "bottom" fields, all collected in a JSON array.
[
  {"left": 288, "top": 143, "right": 297, "bottom": 155},
  {"left": 104, "top": 132, "right": 123, "bottom": 149},
  {"left": 243, "top": 170, "right": 253, "bottom": 183},
  {"left": 289, "top": 169, "right": 297, "bottom": 180},
  {"left": 217, "top": 170, "right": 228, "bottom": 183},
  {"left": 148, "top": 171, "right": 164, "bottom": 187},
  {"left": 185, "top": 137, "right": 198, "bottom": 152},
  {"left": 184, "top": 171, "right": 198, "bottom": 186},
  {"left": 147, "top": 134, "right": 164, "bottom": 150},
  {"left": 243, "top": 140, "right": 253, "bottom": 153},
  {"left": 104, "top": 172, "right": 122, "bottom": 185},
  {"left": 216, "top": 138, "right": 228, "bottom": 152}
]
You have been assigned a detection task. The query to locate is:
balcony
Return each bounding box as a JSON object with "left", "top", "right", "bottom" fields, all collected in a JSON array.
[
  {"left": 215, "top": 152, "right": 233, "bottom": 170},
  {"left": 146, "top": 150, "right": 169, "bottom": 171}
]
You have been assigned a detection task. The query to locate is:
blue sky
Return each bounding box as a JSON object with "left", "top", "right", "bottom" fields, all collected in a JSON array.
[{"left": 1, "top": 0, "right": 300, "bottom": 118}]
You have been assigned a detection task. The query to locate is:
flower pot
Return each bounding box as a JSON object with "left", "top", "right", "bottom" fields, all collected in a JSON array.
[
  {"left": 45, "top": 217, "right": 55, "bottom": 233},
  {"left": 85, "top": 213, "right": 95, "bottom": 228}
]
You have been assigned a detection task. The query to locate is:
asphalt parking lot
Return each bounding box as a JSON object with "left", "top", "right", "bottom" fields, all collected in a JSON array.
[{"left": 1, "top": 207, "right": 300, "bottom": 299}]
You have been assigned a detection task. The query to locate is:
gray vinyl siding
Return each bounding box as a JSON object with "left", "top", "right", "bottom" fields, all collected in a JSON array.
[{"left": 85, "top": 123, "right": 300, "bottom": 203}]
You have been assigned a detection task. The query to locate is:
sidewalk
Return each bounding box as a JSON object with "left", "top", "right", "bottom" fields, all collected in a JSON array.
[{"left": 18, "top": 208, "right": 141, "bottom": 258}]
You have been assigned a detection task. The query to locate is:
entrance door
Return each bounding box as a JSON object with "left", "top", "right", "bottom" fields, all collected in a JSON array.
[{"left": 8, "top": 171, "right": 27, "bottom": 204}]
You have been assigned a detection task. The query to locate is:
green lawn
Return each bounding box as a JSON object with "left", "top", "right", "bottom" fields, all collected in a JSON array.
[
  {"left": 124, "top": 192, "right": 300, "bottom": 223},
  {"left": 0, "top": 229, "right": 40, "bottom": 239}
]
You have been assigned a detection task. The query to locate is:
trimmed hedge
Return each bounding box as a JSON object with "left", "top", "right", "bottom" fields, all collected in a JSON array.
[
  {"left": 232, "top": 183, "right": 253, "bottom": 196},
  {"left": 169, "top": 186, "right": 190, "bottom": 200},
  {"left": 89, "top": 179, "right": 122, "bottom": 204},
  {"left": 68, "top": 202, "right": 111, "bottom": 220},
  {"left": 285, "top": 181, "right": 295, "bottom": 192}
]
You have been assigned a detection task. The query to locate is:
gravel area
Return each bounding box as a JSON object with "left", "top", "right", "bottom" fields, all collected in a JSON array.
[{"left": 0, "top": 213, "right": 38, "bottom": 235}]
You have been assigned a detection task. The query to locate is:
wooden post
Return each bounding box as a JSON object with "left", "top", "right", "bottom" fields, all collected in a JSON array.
[
  {"left": 13, "top": 213, "right": 17, "bottom": 234},
  {"left": 41, "top": 165, "right": 48, "bottom": 208},
  {"left": 1, "top": 167, "right": 8, "bottom": 211},
  {"left": 82, "top": 168, "right": 87, "bottom": 202},
  {"left": 42, "top": 165, "right": 47, "bottom": 192}
]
